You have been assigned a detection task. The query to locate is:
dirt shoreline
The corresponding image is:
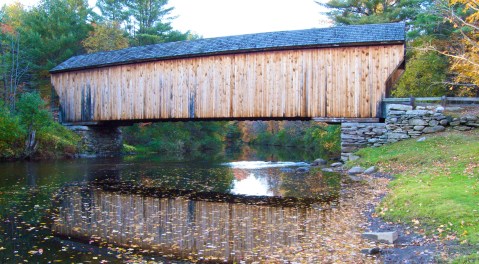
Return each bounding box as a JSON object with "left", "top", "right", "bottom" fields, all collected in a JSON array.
[{"left": 357, "top": 171, "right": 452, "bottom": 263}]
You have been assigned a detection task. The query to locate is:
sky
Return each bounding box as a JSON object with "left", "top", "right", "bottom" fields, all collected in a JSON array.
[{"left": 0, "top": 0, "right": 331, "bottom": 38}]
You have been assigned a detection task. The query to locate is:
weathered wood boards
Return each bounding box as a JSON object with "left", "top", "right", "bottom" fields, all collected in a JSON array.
[{"left": 51, "top": 44, "right": 404, "bottom": 123}]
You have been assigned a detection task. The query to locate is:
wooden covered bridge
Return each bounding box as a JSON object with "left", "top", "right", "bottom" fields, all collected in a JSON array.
[{"left": 50, "top": 22, "right": 405, "bottom": 125}]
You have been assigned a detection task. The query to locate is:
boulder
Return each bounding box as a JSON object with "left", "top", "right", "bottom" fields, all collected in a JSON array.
[
  {"left": 348, "top": 154, "right": 360, "bottom": 161},
  {"left": 364, "top": 166, "right": 377, "bottom": 174},
  {"left": 311, "top": 158, "right": 327, "bottom": 166},
  {"left": 417, "top": 137, "right": 427, "bottom": 142},
  {"left": 450, "top": 120, "right": 461, "bottom": 126},
  {"left": 330, "top": 162, "right": 343, "bottom": 167},
  {"left": 321, "top": 168, "right": 334, "bottom": 173},
  {"left": 439, "top": 119, "right": 449, "bottom": 126},
  {"left": 423, "top": 125, "right": 445, "bottom": 134},
  {"left": 413, "top": 126, "right": 425, "bottom": 131},
  {"left": 465, "top": 115, "right": 478, "bottom": 122},
  {"left": 362, "top": 231, "right": 398, "bottom": 244},
  {"left": 409, "top": 119, "right": 427, "bottom": 126},
  {"left": 349, "top": 175, "right": 363, "bottom": 182},
  {"left": 387, "top": 104, "right": 413, "bottom": 111},
  {"left": 348, "top": 166, "right": 365, "bottom": 175},
  {"left": 361, "top": 248, "right": 381, "bottom": 255},
  {"left": 428, "top": 120, "right": 439, "bottom": 127},
  {"left": 454, "top": 126, "right": 472, "bottom": 131},
  {"left": 406, "top": 110, "right": 429, "bottom": 115},
  {"left": 295, "top": 167, "right": 310, "bottom": 173}
]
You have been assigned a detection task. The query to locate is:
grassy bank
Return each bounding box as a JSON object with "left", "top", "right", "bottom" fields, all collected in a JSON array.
[{"left": 350, "top": 130, "right": 479, "bottom": 260}]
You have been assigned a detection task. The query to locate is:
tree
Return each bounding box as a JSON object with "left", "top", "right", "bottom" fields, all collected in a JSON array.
[
  {"left": 319, "top": 0, "right": 433, "bottom": 26},
  {"left": 393, "top": 50, "right": 449, "bottom": 97},
  {"left": 0, "top": 3, "right": 29, "bottom": 110},
  {"left": 82, "top": 22, "right": 129, "bottom": 53},
  {"left": 96, "top": 0, "right": 130, "bottom": 23},
  {"left": 442, "top": 0, "right": 479, "bottom": 95},
  {"left": 96, "top": 0, "right": 191, "bottom": 46},
  {"left": 16, "top": 92, "right": 50, "bottom": 158},
  {"left": 126, "top": 0, "right": 190, "bottom": 45},
  {"left": 20, "top": 0, "right": 93, "bottom": 91}
]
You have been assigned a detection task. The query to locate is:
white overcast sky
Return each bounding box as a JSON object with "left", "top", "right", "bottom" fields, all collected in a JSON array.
[{"left": 0, "top": 0, "right": 331, "bottom": 38}]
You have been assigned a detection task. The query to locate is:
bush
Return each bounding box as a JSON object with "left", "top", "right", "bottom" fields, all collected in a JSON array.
[
  {"left": 249, "top": 121, "right": 341, "bottom": 157},
  {"left": 0, "top": 102, "right": 25, "bottom": 158},
  {"left": 0, "top": 93, "right": 80, "bottom": 159}
]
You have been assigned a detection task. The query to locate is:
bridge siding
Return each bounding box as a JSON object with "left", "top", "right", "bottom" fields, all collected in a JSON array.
[{"left": 51, "top": 44, "right": 404, "bottom": 123}]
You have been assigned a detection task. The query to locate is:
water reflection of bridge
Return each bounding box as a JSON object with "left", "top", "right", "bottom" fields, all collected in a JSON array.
[{"left": 53, "top": 185, "right": 336, "bottom": 262}]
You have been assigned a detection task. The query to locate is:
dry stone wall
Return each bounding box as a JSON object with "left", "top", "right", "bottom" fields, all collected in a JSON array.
[
  {"left": 68, "top": 125, "right": 123, "bottom": 157},
  {"left": 341, "top": 104, "right": 479, "bottom": 160}
]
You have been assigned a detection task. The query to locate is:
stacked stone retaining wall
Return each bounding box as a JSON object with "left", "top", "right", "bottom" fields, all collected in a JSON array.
[
  {"left": 68, "top": 126, "right": 123, "bottom": 157},
  {"left": 341, "top": 104, "right": 479, "bottom": 160}
]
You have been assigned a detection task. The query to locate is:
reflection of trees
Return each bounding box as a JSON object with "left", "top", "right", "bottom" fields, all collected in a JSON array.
[
  {"left": 252, "top": 145, "right": 318, "bottom": 162},
  {"left": 136, "top": 167, "right": 235, "bottom": 194},
  {"left": 280, "top": 169, "right": 341, "bottom": 200}
]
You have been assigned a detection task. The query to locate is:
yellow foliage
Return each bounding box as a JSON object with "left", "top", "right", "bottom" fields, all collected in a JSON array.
[
  {"left": 82, "top": 22, "right": 129, "bottom": 54},
  {"left": 447, "top": 0, "right": 479, "bottom": 90}
]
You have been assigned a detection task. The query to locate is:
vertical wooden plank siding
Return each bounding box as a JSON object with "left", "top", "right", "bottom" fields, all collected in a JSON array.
[{"left": 51, "top": 44, "right": 405, "bottom": 122}]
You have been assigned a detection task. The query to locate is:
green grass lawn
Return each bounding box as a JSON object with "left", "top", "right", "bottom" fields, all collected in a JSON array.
[{"left": 349, "top": 130, "right": 479, "bottom": 257}]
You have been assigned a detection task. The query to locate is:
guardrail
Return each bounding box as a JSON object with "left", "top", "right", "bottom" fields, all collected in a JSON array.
[
  {"left": 380, "top": 96, "right": 479, "bottom": 118},
  {"left": 383, "top": 96, "right": 479, "bottom": 105}
]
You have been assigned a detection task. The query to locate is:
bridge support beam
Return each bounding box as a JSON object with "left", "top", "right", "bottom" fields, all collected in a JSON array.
[{"left": 67, "top": 125, "right": 123, "bottom": 157}]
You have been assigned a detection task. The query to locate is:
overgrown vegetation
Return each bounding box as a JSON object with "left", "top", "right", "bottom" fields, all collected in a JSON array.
[
  {"left": 121, "top": 121, "right": 341, "bottom": 159},
  {"left": 246, "top": 121, "right": 341, "bottom": 157},
  {"left": 122, "top": 121, "right": 235, "bottom": 154},
  {"left": 349, "top": 130, "right": 479, "bottom": 259},
  {"left": 0, "top": 92, "right": 79, "bottom": 160}
]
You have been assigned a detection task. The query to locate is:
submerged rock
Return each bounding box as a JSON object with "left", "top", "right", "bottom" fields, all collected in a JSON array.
[
  {"left": 311, "top": 158, "right": 327, "bottom": 166},
  {"left": 361, "top": 247, "right": 381, "bottom": 255},
  {"left": 295, "top": 167, "right": 310, "bottom": 173}
]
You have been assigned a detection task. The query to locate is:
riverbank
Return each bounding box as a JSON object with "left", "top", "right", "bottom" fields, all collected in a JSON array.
[{"left": 349, "top": 129, "right": 479, "bottom": 262}]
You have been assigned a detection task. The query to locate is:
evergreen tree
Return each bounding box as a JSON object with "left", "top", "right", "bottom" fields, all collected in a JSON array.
[
  {"left": 96, "top": 0, "right": 130, "bottom": 22},
  {"left": 320, "top": 0, "right": 434, "bottom": 26},
  {"left": 20, "top": 0, "right": 93, "bottom": 90},
  {"left": 126, "top": 0, "right": 190, "bottom": 45},
  {"left": 96, "top": 0, "right": 191, "bottom": 46}
]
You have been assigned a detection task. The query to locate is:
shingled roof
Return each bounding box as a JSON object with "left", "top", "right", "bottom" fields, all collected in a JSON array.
[{"left": 50, "top": 22, "right": 405, "bottom": 73}]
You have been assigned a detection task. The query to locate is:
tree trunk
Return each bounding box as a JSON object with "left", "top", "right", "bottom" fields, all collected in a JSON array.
[{"left": 24, "top": 129, "right": 38, "bottom": 159}]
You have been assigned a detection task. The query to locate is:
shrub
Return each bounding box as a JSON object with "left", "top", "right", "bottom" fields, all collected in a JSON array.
[{"left": 0, "top": 102, "right": 25, "bottom": 158}]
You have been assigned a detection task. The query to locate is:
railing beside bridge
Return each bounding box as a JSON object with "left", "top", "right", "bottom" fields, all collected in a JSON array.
[
  {"left": 380, "top": 96, "right": 479, "bottom": 118},
  {"left": 383, "top": 96, "right": 479, "bottom": 106}
]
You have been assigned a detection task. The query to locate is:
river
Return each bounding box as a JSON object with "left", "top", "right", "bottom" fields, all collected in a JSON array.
[{"left": 0, "top": 145, "right": 367, "bottom": 263}]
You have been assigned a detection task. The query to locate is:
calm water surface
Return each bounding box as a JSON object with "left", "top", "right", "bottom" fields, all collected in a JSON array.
[{"left": 0, "top": 146, "right": 343, "bottom": 263}]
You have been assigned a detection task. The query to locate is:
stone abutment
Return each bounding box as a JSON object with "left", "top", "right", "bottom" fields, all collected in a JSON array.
[
  {"left": 341, "top": 104, "right": 479, "bottom": 161},
  {"left": 67, "top": 125, "right": 123, "bottom": 157}
]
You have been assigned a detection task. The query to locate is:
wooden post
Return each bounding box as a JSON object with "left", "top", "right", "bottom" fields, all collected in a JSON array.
[
  {"left": 441, "top": 95, "right": 447, "bottom": 107},
  {"left": 409, "top": 97, "right": 416, "bottom": 108}
]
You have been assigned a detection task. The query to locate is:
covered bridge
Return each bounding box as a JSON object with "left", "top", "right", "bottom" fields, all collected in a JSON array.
[{"left": 51, "top": 22, "right": 405, "bottom": 125}]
